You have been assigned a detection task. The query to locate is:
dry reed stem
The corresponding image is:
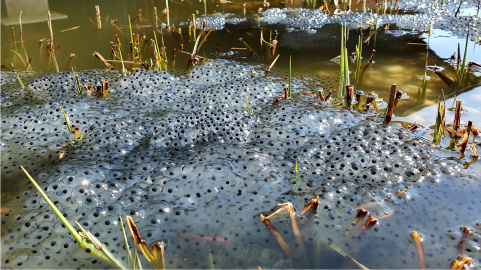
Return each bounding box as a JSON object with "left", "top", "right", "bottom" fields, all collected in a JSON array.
[
  {"left": 469, "top": 145, "right": 478, "bottom": 158},
  {"left": 408, "top": 122, "right": 419, "bottom": 131},
  {"left": 260, "top": 214, "right": 292, "bottom": 258},
  {"left": 271, "top": 40, "right": 278, "bottom": 55},
  {"left": 60, "top": 26, "right": 80, "bottom": 32},
  {"left": 65, "top": 53, "right": 75, "bottom": 69},
  {"left": 411, "top": 231, "right": 426, "bottom": 270},
  {"left": 459, "top": 121, "right": 472, "bottom": 158},
  {"left": 165, "top": 0, "right": 170, "bottom": 26},
  {"left": 265, "top": 54, "right": 280, "bottom": 73},
  {"left": 12, "top": 27, "right": 16, "bottom": 44},
  {"left": 126, "top": 216, "right": 165, "bottom": 269},
  {"left": 355, "top": 91, "right": 364, "bottom": 107},
  {"left": 47, "top": 10, "right": 59, "bottom": 72},
  {"left": 445, "top": 126, "right": 464, "bottom": 138},
  {"left": 451, "top": 257, "right": 472, "bottom": 269},
  {"left": 453, "top": 100, "right": 462, "bottom": 131},
  {"left": 280, "top": 203, "right": 303, "bottom": 250},
  {"left": 363, "top": 92, "right": 377, "bottom": 109},
  {"left": 384, "top": 84, "right": 397, "bottom": 124},
  {"left": 93, "top": 51, "right": 115, "bottom": 69},
  {"left": 325, "top": 91, "right": 332, "bottom": 100},
  {"left": 368, "top": 49, "right": 376, "bottom": 63},
  {"left": 457, "top": 227, "right": 471, "bottom": 256},
  {"left": 131, "top": 9, "right": 142, "bottom": 22},
  {"left": 355, "top": 215, "right": 377, "bottom": 237},
  {"left": 318, "top": 90, "right": 326, "bottom": 102},
  {"left": 47, "top": 11, "right": 54, "bottom": 52},
  {"left": 11, "top": 50, "right": 27, "bottom": 67},
  {"left": 393, "top": 90, "right": 403, "bottom": 109},
  {"left": 345, "top": 208, "right": 368, "bottom": 237},
  {"left": 95, "top": 5, "right": 102, "bottom": 29},
  {"left": 472, "top": 126, "right": 480, "bottom": 136},
  {"left": 19, "top": 11, "right": 23, "bottom": 43},
  {"left": 299, "top": 196, "right": 319, "bottom": 216},
  {"left": 394, "top": 187, "right": 410, "bottom": 197}
]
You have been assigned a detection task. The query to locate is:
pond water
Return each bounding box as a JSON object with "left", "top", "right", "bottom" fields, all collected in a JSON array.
[{"left": 1, "top": 0, "right": 481, "bottom": 269}]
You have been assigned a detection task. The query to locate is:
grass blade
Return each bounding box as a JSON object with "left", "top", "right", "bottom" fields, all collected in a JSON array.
[
  {"left": 76, "top": 221, "right": 128, "bottom": 269},
  {"left": 244, "top": 92, "right": 252, "bottom": 115},
  {"left": 61, "top": 105, "right": 73, "bottom": 135},
  {"left": 21, "top": 166, "right": 82, "bottom": 244},
  {"left": 20, "top": 166, "right": 126, "bottom": 268},
  {"left": 330, "top": 244, "right": 369, "bottom": 269},
  {"left": 433, "top": 96, "right": 443, "bottom": 144},
  {"left": 120, "top": 216, "right": 134, "bottom": 268}
]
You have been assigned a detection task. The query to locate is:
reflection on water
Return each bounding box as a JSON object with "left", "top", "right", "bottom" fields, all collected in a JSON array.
[
  {"left": 1, "top": 0, "right": 479, "bottom": 112},
  {"left": 1, "top": 0, "right": 481, "bottom": 269}
]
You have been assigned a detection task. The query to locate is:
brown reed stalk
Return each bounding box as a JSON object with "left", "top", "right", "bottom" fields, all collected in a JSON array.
[
  {"left": 411, "top": 231, "right": 426, "bottom": 269},
  {"left": 19, "top": 11, "right": 23, "bottom": 43},
  {"left": 260, "top": 215, "right": 293, "bottom": 258},
  {"left": 93, "top": 51, "right": 115, "bottom": 69},
  {"left": 65, "top": 54, "right": 75, "bottom": 69},
  {"left": 384, "top": 83, "right": 397, "bottom": 124},
  {"left": 453, "top": 100, "right": 462, "bottom": 131},
  {"left": 95, "top": 5, "right": 102, "bottom": 29},
  {"left": 459, "top": 121, "right": 472, "bottom": 158}
]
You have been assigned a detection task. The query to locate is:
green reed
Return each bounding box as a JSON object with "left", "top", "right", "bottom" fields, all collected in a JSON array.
[
  {"left": 244, "top": 92, "right": 252, "bottom": 115},
  {"left": 289, "top": 55, "right": 292, "bottom": 99}
]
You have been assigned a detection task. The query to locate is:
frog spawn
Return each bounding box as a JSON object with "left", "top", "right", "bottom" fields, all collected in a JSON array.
[{"left": 1, "top": 59, "right": 480, "bottom": 269}]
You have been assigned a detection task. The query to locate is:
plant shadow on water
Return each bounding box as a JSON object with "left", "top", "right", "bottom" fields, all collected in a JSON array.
[{"left": 1, "top": 0, "right": 481, "bottom": 269}]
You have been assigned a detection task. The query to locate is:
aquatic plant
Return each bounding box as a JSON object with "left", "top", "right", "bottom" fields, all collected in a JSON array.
[
  {"left": 455, "top": 29, "right": 470, "bottom": 89},
  {"left": 383, "top": 84, "right": 397, "bottom": 124},
  {"left": 433, "top": 97, "right": 445, "bottom": 144},
  {"left": 71, "top": 67, "right": 83, "bottom": 97},
  {"left": 339, "top": 24, "right": 350, "bottom": 99},
  {"left": 244, "top": 92, "right": 252, "bottom": 115},
  {"left": 260, "top": 200, "right": 369, "bottom": 269},
  {"left": 354, "top": 35, "right": 363, "bottom": 86},
  {"left": 411, "top": 231, "right": 426, "bottom": 270},
  {"left": 11, "top": 64, "right": 25, "bottom": 90},
  {"left": 47, "top": 10, "right": 59, "bottom": 72},
  {"left": 20, "top": 166, "right": 166, "bottom": 269},
  {"left": 20, "top": 166, "right": 128, "bottom": 269}
]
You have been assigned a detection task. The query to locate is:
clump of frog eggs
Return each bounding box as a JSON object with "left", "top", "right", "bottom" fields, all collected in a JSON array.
[{"left": 1, "top": 59, "right": 479, "bottom": 269}]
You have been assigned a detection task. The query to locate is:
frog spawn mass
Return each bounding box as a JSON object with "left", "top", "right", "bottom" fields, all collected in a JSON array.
[{"left": 1, "top": 59, "right": 480, "bottom": 269}]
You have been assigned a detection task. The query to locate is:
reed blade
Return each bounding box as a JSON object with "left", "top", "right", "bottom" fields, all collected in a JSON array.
[
  {"left": 411, "top": 231, "right": 426, "bottom": 269},
  {"left": 330, "top": 244, "right": 369, "bottom": 270},
  {"left": 244, "top": 92, "right": 252, "bottom": 115},
  {"left": 119, "top": 216, "right": 134, "bottom": 268},
  {"left": 433, "top": 97, "right": 443, "bottom": 144},
  {"left": 20, "top": 167, "right": 126, "bottom": 268}
]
